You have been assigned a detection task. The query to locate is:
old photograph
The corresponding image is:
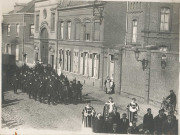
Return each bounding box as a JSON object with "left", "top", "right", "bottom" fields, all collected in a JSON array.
[{"left": 1, "top": 0, "right": 179, "bottom": 134}]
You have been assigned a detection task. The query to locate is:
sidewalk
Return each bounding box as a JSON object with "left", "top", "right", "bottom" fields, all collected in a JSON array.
[{"left": 82, "top": 84, "right": 161, "bottom": 124}]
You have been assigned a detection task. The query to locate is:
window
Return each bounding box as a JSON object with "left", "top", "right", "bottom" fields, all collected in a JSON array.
[
  {"left": 67, "top": 21, "right": 71, "bottom": 40},
  {"left": 80, "top": 53, "right": 84, "bottom": 74},
  {"left": 30, "top": 25, "right": 34, "bottom": 37},
  {"left": 109, "top": 55, "right": 114, "bottom": 79},
  {"left": 84, "top": 52, "right": 88, "bottom": 75},
  {"left": 51, "top": 12, "right": 55, "bottom": 31},
  {"left": 73, "top": 51, "right": 79, "bottom": 73},
  {"left": 160, "top": 8, "right": 170, "bottom": 31},
  {"left": 85, "top": 20, "right": 91, "bottom": 41},
  {"left": 16, "top": 24, "right": 20, "bottom": 37},
  {"left": 92, "top": 54, "right": 99, "bottom": 78},
  {"left": 6, "top": 44, "right": 11, "bottom": 54},
  {"left": 16, "top": 45, "right": 19, "bottom": 60},
  {"left": 68, "top": 51, "right": 72, "bottom": 72},
  {"left": 89, "top": 54, "right": 93, "bottom": 77},
  {"left": 132, "top": 20, "right": 138, "bottom": 43},
  {"left": 59, "top": 22, "right": 64, "bottom": 39},
  {"left": 7, "top": 24, "right": 10, "bottom": 36},
  {"left": 35, "top": 14, "right": 39, "bottom": 31},
  {"left": 94, "top": 20, "right": 100, "bottom": 41},
  {"left": 75, "top": 21, "right": 81, "bottom": 40}
]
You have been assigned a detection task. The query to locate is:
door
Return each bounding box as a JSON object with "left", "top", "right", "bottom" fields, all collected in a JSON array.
[
  {"left": 40, "top": 28, "right": 49, "bottom": 64},
  {"left": 50, "top": 55, "right": 54, "bottom": 68}
]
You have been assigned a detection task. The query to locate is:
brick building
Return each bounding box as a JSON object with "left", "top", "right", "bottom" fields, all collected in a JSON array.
[
  {"left": 126, "top": 2, "right": 179, "bottom": 51},
  {"left": 2, "top": 0, "right": 35, "bottom": 64},
  {"left": 33, "top": 0, "right": 127, "bottom": 89}
]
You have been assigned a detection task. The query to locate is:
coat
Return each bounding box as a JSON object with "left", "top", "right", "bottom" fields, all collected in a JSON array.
[
  {"left": 119, "top": 118, "right": 129, "bottom": 133},
  {"left": 143, "top": 113, "right": 154, "bottom": 132},
  {"left": 162, "top": 120, "right": 178, "bottom": 135},
  {"left": 154, "top": 115, "right": 167, "bottom": 134}
]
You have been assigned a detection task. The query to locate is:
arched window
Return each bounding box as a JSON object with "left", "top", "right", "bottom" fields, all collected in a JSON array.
[
  {"left": 67, "top": 21, "right": 71, "bottom": 40},
  {"left": 132, "top": 19, "right": 138, "bottom": 43},
  {"left": 85, "top": 20, "right": 91, "bottom": 41},
  {"left": 7, "top": 24, "right": 10, "bottom": 36},
  {"left": 75, "top": 20, "right": 81, "bottom": 40},
  {"left": 94, "top": 20, "right": 101, "bottom": 41},
  {"left": 160, "top": 8, "right": 170, "bottom": 31},
  {"left": 59, "top": 21, "right": 64, "bottom": 39}
]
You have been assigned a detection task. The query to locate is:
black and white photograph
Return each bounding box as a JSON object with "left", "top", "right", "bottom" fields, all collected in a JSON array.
[{"left": 1, "top": 0, "right": 179, "bottom": 134}]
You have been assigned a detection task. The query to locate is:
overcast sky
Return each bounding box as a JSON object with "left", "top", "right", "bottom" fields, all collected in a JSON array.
[{"left": 1, "top": 0, "right": 31, "bottom": 14}]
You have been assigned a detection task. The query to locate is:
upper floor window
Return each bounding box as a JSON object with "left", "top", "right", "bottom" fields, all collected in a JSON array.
[
  {"left": 160, "top": 8, "right": 170, "bottom": 31},
  {"left": 132, "top": 20, "right": 138, "bottom": 43},
  {"left": 30, "top": 25, "right": 35, "bottom": 37},
  {"left": 85, "top": 20, "right": 91, "bottom": 41},
  {"left": 35, "top": 14, "right": 39, "bottom": 31},
  {"left": 75, "top": 21, "right": 81, "bottom": 40},
  {"left": 7, "top": 24, "right": 10, "bottom": 36},
  {"left": 94, "top": 20, "right": 101, "bottom": 41},
  {"left": 16, "top": 24, "right": 20, "bottom": 37},
  {"left": 67, "top": 21, "right": 71, "bottom": 40},
  {"left": 51, "top": 12, "right": 55, "bottom": 31},
  {"left": 59, "top": 22, "right": 64, "bottom": 39}
]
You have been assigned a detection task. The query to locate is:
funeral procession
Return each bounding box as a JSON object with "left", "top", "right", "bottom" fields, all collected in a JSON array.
[{"left": 1, "top": 0, "right": 179, "bottom": 134}]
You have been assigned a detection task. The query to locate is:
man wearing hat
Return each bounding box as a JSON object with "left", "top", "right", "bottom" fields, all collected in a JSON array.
[
  {"left": 166, "top": 90, "right": 176, "bottom": 111},
  {"left": 127, "top": 98, "right": 139, "bottom": 126},
  {"left": 143, "top": 108, "right": 154, "bottom": 133},
  {"left": 77, "top": 81, "right": 83, "bottom": 102}
]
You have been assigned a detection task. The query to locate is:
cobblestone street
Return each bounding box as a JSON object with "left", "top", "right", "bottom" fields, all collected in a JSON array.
[{"left": 2, "top": 89, "right": 105, "bottom": 132}]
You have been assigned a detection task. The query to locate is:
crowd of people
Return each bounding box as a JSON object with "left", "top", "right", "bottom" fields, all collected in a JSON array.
[
  {"left": 9, "top": 62, "right": 178, "bottom": 134},
  {"left": 82, "top": 96, "right": 178, "bottom": 134},
  {"left": 10, "top": 63, "right": 83, "bottom": 105}
]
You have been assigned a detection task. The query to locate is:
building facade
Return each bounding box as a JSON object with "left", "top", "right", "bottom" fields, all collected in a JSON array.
[
  {"left": 2, "top": 1, "right": 35, "bottom": 64},
  {"left": 33, "top": 0, "right": 127, "bottom": 90},
  {"left": 126, "top": 2, "right": 179, "bottom": 52}
]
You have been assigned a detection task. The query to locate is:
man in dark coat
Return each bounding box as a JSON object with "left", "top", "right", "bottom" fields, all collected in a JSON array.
[
  {"left": 111, "top": 107, "right": 120, "bottom": 133},
  {"left": 143, "top": 108, "right": 154, "bottom": 133},
  {"left": 162, "top": 115, "right": 178, "bottom": 135},
  {"left": 166, "top": 90, "right": 176, "bottom": 111},
  {"left": 93, "top": 113, "right": 104, "bottom": 133},
  {"left": 77, "top": 81, "right": 83, "bottom": 102},
  {"left": 120, "top": 113, "right": 129, "bottom": 134},
  {"left": 153, "top": 109, "right": 167, "bottom": 134}
]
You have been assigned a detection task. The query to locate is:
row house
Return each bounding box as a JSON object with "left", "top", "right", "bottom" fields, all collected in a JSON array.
[
  {"left": 33, "top": 0, "right": 127, "bottom": 90},
  {"left": 2, "top": 0, "right": 35, "bottom": 63},
  {"left": 56, "top": 1, "right": 127, "bottom": 89}
]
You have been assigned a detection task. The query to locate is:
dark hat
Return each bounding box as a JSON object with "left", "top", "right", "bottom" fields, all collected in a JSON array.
[
  {"left": 122, "top": 113, "right": 127, "bottom": 116},
  {"left": 170, "top": 90, "right": 173, "bottom": 92},
  {"left": 147, "top": 108, "right": 151, "bottom": 111},
  {"left": 109, "top": 97, "right": 113, "bottom": 100}
]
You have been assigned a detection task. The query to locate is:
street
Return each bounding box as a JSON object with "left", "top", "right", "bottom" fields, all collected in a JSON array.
[{"left": 2, "top": 89, "right": 105, "bottom": 131}]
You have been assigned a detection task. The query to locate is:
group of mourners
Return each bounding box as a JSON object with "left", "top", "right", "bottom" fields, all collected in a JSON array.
[
  {"left": 10, "top": 63, "right": 83, "bottom": 105},
  {"left": 82, "top": 91, "right": 178, "bottom": 134}
]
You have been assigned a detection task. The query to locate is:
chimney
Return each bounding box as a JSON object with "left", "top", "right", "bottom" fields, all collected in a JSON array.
[{"left": 14, "top": 2, "right": 26, "bottom": 12}]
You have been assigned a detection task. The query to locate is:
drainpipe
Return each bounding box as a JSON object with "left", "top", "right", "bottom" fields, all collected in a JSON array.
[
  {"left": 56, "top": 8, "right": 58, "bottom": 72},
  {"left": 119, "top": 47, "right": 123, "bottom": 95},
  {"left": 22, "top": 13, "right": 25, "bottom": 64}
]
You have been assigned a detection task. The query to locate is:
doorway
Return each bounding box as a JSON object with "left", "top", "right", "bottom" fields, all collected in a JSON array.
[{"left": 40, "top": 28, "right": 49, "bottom": 64}]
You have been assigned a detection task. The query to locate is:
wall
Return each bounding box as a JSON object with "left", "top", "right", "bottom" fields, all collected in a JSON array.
[
  {"left": 120, "top": 48, "right": 179, "bottom": 105},
  {"left": 104, "top": 2, "right": 127, "bottom": 46},
  {"left": 149, "top": 51, "right": 179, "bottom": 103},
  {"left": 24, "top": 43, "right": 34, "bottom": 64},
  {"left": 121, "top": 49, "right": 147, "bottom": 100}
]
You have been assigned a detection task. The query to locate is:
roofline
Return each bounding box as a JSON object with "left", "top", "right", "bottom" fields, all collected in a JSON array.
[
  {"left": 57, "top": 2, "right": 106, "bottom": 11},
  {"left": 3, "top": 13, "right": 34, "bottom": 16}
]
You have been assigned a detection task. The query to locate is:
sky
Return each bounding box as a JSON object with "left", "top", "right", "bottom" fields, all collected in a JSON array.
[{"left": 1, "top": 0, "right": 31, "bottom": 14}]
